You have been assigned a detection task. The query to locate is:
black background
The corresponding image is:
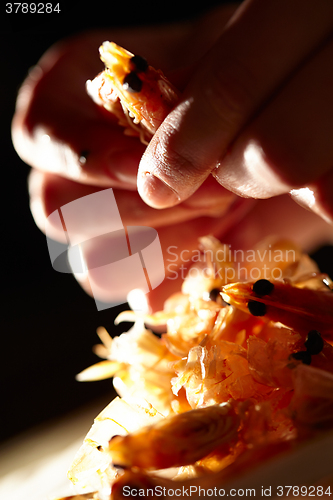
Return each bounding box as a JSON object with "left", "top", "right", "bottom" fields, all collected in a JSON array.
[{"left": 1, "top": 1, "right": 333, "bottom": 443}]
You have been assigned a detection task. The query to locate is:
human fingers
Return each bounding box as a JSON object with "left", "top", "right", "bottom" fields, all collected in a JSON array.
[
  {"left": 12, "top": 24, "right": 197, "bottom": 187},
  {"left": 223, "top": 195, "right": 333, "bottom": 253},
  {"left": 75, "top": 195, "right": 331, "bottom": 312},
  {"left": 138, "top": 0, "right": 333, "bottom": 208},
  {"left": 213, "top": 33, "right": 333, "bottom": 225},
  {"left": 31, "top": 170, "right": 331, "bottom": 312},
  {"left": 29, "top": 169, "right": 239, "bottom": 238},
  {"left": 12, "top": 9, "right": 236, "bottom": 188},
  {"left": 12, "top": 32, "right": 147, "bottom": 188},
  {"left": 150, "top": 194, "right": 332, "bottom": 311},
  {"left": 29, "top": 168, "right": 248, "bottom": 258},
  {"left": 30, "top": 170, "right": 252, "bottom": 309}
]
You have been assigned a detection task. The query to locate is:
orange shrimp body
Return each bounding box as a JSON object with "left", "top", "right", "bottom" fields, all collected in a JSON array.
[
  {"left": 86, "top": 42, "right": 180, "bottom": 143},
  {"left": 70, "top": 69, "right": 333, "bottom": 494},
  {"left": 221, "top": 280, "right": 333, "bottom": 342},
  {"left": 108, "top": 403, "right": 239, "bottom": 470}
]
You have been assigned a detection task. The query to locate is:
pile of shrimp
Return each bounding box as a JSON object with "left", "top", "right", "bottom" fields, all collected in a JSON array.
[
  {"left": 61, "top": 236, "right": 333, "bottom": 500},
  {"left": 57, "top": 43, "right": 333, "bottom": 499}
]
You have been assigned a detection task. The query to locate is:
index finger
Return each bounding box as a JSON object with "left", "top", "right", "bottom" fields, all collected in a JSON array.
[{"left": 138, "top": 0, "right": 333, "bottom": 208}]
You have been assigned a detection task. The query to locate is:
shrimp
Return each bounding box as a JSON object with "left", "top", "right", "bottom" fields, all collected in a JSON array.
[
  {"left": 86, "top": 42, "right": 180, "bottom": 144},
  {"left": 221, "top": 278, "right": 333, "bottom": 343},
  {"left": 107, "top": 403, "right": 239, "bottom": 470},
  {"left": 61, "top": 55, "right": 333, "bottom": 494},
  {"left": 68, "top": 396, "right": 164, "bottom": 491}
]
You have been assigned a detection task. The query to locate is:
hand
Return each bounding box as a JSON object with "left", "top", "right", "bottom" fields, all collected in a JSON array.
[
  {"left": 138, "top": 0, "right": 333, "bottom": 228},
  {"left": 12, "top": 5, "right": 332, "bottom": 312},
  {"left": 12, "top": 9, "right": 242, "bottom": 311}
]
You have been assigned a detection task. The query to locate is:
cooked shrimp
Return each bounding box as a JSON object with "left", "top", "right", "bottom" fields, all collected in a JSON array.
[
  {"left": 68, "top": 397, "right": 164, "bottom": 491},
  {"left": 67, "top": 62, "right": 333, "bottom": 490},
  {"left": 107, "top": 403, "right": 239, "bottom": 470},
  {"left": 221, "top": 278, "right": 333, "bottom": 342},
  {"left": 86, "top": 42, "right": 180, "bottom": 144}
]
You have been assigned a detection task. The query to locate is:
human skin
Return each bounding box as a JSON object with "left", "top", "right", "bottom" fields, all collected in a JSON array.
[
  {"left": 12, "top": 2, "right": 333, "bottom": 311},
  {"left": 138, "top": 0, "right": 333, "bottom": 220}
]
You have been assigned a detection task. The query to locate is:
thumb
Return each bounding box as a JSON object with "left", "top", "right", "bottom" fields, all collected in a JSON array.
[{"left": 137, "top": 0, "right": 333, "bottom": 208}]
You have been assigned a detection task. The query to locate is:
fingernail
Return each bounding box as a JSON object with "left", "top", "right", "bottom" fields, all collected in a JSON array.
[
  {"left": 289, "top": 187, "right": 316, "bottom": 211},
  {"left": 138, "top": 172, "right": 180, "bottom": 208},
  {"left": 290, "top": 187, "right": 333, "bottom": 224}
]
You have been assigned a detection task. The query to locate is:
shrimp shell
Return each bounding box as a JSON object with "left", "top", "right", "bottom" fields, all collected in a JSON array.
[
  {"left": 108, "top": 403, "right": 239, "bottom": 470},
  {"left": 68, "top": 397, "right": 163, "bottom": 490},
  {"left": 87, "top": 42, "right": 180, "bottom": 144},
  {"left": 221, "top": 279, "right": 333, "bottom": 342}
]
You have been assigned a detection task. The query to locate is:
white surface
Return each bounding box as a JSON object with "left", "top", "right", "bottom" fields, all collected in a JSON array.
[{"left": 0, "top": 397, "right": 111, "bottom": 500}]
